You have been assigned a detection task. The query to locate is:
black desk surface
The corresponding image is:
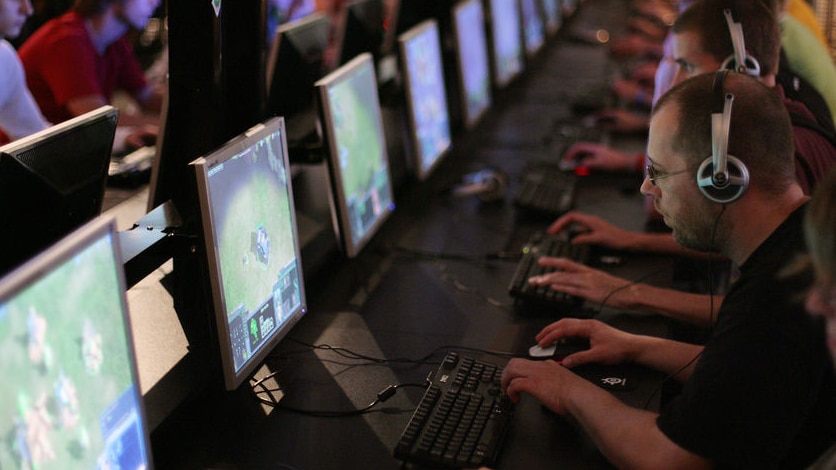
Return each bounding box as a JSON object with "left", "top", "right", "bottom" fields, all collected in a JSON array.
[{"left": 140, "top": 1, "right": 686, "bottom": 468}]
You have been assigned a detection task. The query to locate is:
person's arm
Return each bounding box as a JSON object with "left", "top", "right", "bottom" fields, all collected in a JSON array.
[
  {"left": 528, "top": 257, "right": 721, "bottom": 326},
  {"left": 548, "top": 211, "right": 722, "bottom": 259},
  {"left": 502, "top": 320, "right": 710, "bottom": 468}
]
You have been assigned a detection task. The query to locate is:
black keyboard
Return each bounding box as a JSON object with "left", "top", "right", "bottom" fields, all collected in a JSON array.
[
  {"left": 508, "top": 232, "right": 591, "bottom": 312},
  {"left": 513, "top": 161, "right": 578, "bottom": 218},
  {"left": 394, "top": 352, "right": 513, "bottom": 469}
]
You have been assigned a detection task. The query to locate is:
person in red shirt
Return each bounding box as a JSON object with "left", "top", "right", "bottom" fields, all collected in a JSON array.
[{"left": 19, "top": 0, "right": 161, "bottom": 147}]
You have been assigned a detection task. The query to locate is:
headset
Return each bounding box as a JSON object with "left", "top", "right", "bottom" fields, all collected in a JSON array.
[
  {"left": 696, "top": 70, "right": 750, "bottom": 204},
  {"left": 720, "top": 5, "right": 761, "bottom": 77}
]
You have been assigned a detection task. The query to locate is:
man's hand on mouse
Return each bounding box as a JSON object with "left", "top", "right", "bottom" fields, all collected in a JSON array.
[{"left": 561, "top": 141, "right": 637, "bottom": 172}]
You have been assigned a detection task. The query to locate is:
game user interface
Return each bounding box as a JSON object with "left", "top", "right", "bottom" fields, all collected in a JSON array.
[
  {"left": 399, "top": 19, "right": 453, "bottom": 180},
  {"left": 0, "top": 217, "right": 151, "bottom": 470},
  {"left": 453, "top": 0, "right": 492, "bottom": 128},
  {"left": 521, "top": 0, "right": 545, "bottom": 56},
  {"left": 0, "top": 106, "right": 118, "bottom": 276},
  {"left": 316, "top": 53, "right": 395, "bottom": 258},
  {"left": 488, "top": 0, "right": 524, "bottom": 88},
  {"left": 192, "top": 118, "right": 307, "bottom": 390},
  {"left": 542, "top": 0, "right": 562, "bottom": 35}
]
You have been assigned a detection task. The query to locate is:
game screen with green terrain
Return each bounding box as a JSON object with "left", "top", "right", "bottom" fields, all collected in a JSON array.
[
  {"left": 319, "top": 54, "right": 395, "bottom": 257},
  {"left": 199, "top": 123, "right": 305, "bottom": 383},
  {"left": 0, "top": 228, "right": 149, "bottom": 469}
]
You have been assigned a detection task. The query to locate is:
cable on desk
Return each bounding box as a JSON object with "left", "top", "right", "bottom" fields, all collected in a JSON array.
[
  {"left": 390, "top": 244, "right": 521, "bottom": 263},
  {"left": 251, "top": 377, "right": 427, "bottom": 417},
  {"left": 277, "top": 338, "right": 521, "bottom": 365}
]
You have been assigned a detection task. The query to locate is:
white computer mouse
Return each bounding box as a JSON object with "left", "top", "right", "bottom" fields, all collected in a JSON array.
[{"left": 528, "top": 343, "right": 557, "bottom": 358}]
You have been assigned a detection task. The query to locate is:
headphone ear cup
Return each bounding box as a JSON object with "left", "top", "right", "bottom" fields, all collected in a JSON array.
[
  {"left": 697, "top": 155, "right": 750, "bottom": 203},
  {"left": 721, "top": 54, "right": 761, "bottom": 77}
]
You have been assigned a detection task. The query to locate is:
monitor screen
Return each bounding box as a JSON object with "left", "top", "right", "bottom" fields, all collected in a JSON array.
[
  {"left": 0, "top": 106, "right": 118, "bottom": 276},
  {"left": 265, "top": 12, "right": 331, "bottom": 151},
  {"left": 521, "top": 0, "right": 545, "bottom": 56},
  {"left": 315, "top": 53, "right": 395, "bottom": 258},
  {"left": 0, "top": 216, "right": 152, "bottom": 469},
  {"left": 453, "top": 0, "right": 492, "bottom": 128},
  {"left": 542, "top": 0, "right": 562, "bottom": 35},
  {"left": 333, "top": 0, "right": 386, "bottom": 67},
  {"left": 487, "top": 0, "right": 524, "bottom": 88},
  {"left": 192, "top": 117, "right": 307, "bottom": 390},
  {"left": 399, "top": 19, "right": 453, "bottom": 180}
]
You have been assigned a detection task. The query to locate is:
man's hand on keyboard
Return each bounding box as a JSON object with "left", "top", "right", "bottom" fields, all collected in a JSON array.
[
  {"left": 548, "top": 211, "right": 639, "bottom": 250},
  {"left": 500, "top": 358, "right": 580, "bottom": 414},
  {"left": 527, "top": 257, "right": 638, "bottom": 310}
]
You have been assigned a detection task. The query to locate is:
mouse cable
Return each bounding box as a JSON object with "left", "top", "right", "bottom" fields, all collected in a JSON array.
[
  {"left": 276, "top": 339, "right": 520, "bottom": 366},
  {"left": 251, "top": 378, "right": 427, "bottom": 418},
  {"left": 390, "top": 244, "right": 521, "bottom": 263}
]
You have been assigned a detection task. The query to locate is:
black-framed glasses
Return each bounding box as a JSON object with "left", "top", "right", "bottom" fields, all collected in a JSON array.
[{"left": 646, "top": 162, "right": 690, "bottom": 186}]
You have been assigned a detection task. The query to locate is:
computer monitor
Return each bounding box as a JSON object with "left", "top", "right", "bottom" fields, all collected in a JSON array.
[
  {"left": 333, "top": 0, "right": 386, "bottom": 67},
  {"left": 0, "top": 216, "right": 152, "bottom": 469},
  {"left": 192, "top": 117, "right": 307, "bottom": 390},
  {"left": 541, "top": 0, "right": 562, "bottom": 35},
  {"left": 315, "top": 53, "right": 396, "bottom": 258},
  {"left": 265, "top": 12, "right": 331, "bottom": 154},
  {"left": 452, "top": 0, "right": 492, "bottom": 129},
  {"left": 487, "top": 0, "right": 524, "bottom": 88},
  {"left": 398, "top": 19, "right": 453, "bottom": 180},
  {"left": 0, "top": 106, "right": 118, "bottom": 276},
  {"left": 521, "top": 0, "right": 545, "bottom": 56}
]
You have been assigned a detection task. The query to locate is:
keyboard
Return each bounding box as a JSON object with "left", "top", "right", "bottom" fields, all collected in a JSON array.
[
  {"left": 513, "top": 161, "right": 578, "bottom": 218},
  {"left": 508, "top": 231, "right": 591, "bottom": 312},
  {"left": 394, "top": 352, "right": 513, "bottom": 469}
]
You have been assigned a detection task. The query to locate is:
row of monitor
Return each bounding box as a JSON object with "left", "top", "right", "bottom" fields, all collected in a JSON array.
[
  {"left": 265, "top": 0, "right": 570, "bottom": 167},
  {"left": 0, "top": 1, "right": 580, "bottom": 464}
]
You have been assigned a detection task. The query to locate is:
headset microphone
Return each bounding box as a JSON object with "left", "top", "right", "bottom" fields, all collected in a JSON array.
[
  {"left": 696, "top": 70, "right": 750, "bottom": 204},
  {"left": 720, "top": 7, "right": 760, "bottom": 77}
]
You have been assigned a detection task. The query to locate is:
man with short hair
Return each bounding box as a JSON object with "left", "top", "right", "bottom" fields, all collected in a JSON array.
[
  {"left": 19, "top": 0, "right": 161, "bottom": 134},
  {"left": 503, "top": 71, "right": 836, "bottom": 468}
]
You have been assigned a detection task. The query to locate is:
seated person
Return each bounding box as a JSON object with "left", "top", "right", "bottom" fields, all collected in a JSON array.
[
  {"left": 801, "top": 168, "right": 836, "bottom": 468},
  {"left": 502, "top": 71, "right": 836, "bottom": 469},
  {"left": 555, "top": 0, "right": 836, "bottom": 271},
  {"left": 776, "top": 0, "right": 836, "bottom": 130},
  {"left": 566, "top": 0, "right": 836, "bottom": 187},
  {"left": 0, "top": 0, "right": 49, "bottom": 143},
  {"left": 18, "top": 0, "right": 162, "bottom": 149}
]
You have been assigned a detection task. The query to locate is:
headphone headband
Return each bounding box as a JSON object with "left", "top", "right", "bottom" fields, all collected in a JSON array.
[
  {"left": 697, "top": 70, "right": 750, "bottom": 203},
  {"left": 721, "top": 7, "right": 761, "bottom": 77}
]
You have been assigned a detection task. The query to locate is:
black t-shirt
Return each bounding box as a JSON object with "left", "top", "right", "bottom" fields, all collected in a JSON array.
[{"left": 657, "top": 205, "right": 836, "bottom": 469}]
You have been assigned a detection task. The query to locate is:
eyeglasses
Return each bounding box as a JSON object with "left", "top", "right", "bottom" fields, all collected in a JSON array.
[{"left": 646, "top": 162, "right": 690, "bottom": 186}]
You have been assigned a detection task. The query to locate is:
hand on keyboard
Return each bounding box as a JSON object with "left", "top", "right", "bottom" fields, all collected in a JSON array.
[
  {"left": 547, "top": 211, "right": 638, "bottom": 251},
  {"left": 526, "top": 256, "right": 638, "bottom": 311}
]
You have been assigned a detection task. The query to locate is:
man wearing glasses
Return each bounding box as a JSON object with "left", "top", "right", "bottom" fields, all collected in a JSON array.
[
  {"left": 539, "top": 0, "right": 836, "bottom": 326},
  {"left": 501, "top": 71, "right": 836, "bottom": 469}
]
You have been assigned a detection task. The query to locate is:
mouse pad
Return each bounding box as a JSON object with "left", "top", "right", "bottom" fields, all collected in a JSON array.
[{"left": 571, "top": 363, "right": 636, "bottom": 391}]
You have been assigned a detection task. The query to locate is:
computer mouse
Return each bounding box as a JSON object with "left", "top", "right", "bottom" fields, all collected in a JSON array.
[
  {"left": 528, "top": 337, "right": 591, "bottom": 360},
  {"left": 528, "top": 343, "right": 557, "bottom": 358}
]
